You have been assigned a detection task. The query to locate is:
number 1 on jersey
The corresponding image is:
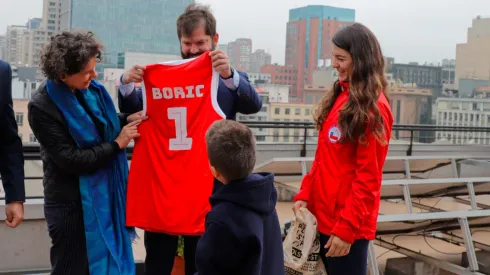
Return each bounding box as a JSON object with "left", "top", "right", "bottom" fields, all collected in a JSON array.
[{"left": 168, "top": 107, "right": 192, "bottom": 150}]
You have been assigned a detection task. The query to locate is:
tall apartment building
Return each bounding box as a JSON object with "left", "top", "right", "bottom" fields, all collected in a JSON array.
[
  {"left": 42, "top": 0, "right": 61, "bottom": 33},
  {"left": 249, "top": 49, "right": 271, "bottom": 73},
  {"left": 59, "top": 0, "right": 192, "bottom": 78},
  {"left": 456, "top": 16, "right": 490, "bottom": 88},
  {"left": 227, "top": 38, "right": 252, "bottom": 72},
  {"left": 0, "top": 36, "right": 6, "bottom": 60},
  {"left": 20, "top": 29, "right": 49, "bottom": 67},
  {"left": 6, "top": 25, "right": 27, "bottom": 65},
  {"left": 285, "top": 5, "right": 355, "bottom": 99}
]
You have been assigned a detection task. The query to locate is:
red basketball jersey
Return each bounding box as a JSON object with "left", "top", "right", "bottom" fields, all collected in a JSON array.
[{"left": 126, "top": 53, "right": 225, "bottom": 235}]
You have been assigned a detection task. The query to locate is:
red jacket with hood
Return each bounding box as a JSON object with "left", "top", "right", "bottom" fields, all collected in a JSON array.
[{"left": 294, "top": 81, "right": 393, "bottom": 244}]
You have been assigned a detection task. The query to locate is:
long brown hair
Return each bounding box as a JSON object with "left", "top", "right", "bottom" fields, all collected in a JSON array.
[{"left": 314, "top": 23, "right": 389, "bottom": 145}]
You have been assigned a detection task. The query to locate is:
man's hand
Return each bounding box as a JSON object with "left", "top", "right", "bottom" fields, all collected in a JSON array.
[
  {"left": 325, "top": 235, "right": 351, "bottom": 257},
  {"left": 5, "top": 202, "right": 24, "bottom": 228},
  {"left": 127, "top": 111, "right": 148, "bottom": 123},
  {"left": 122, "top": 65, "right": 146, "bottom": 85},
  {"left": 209, "top": 50, "right": 232, "bottom": 79}
]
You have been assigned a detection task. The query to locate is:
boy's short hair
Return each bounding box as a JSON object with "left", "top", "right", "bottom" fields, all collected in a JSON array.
[{"left": 205, "top": 120, "right": 256, "bottom": 181}]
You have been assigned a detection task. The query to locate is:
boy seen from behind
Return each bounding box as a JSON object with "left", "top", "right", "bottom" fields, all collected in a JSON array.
[{"left": 195, "top": 120, "right": 285, "bottom": 275}]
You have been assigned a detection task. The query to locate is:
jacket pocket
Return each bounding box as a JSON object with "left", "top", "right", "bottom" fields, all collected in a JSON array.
[{"left": 318, "top": 176, "right": 341, "bottom": 217}]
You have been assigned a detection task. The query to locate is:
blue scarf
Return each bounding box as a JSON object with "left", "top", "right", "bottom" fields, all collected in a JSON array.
[{"left": 46, "top": 79, "right": 135, "bottom": 275}]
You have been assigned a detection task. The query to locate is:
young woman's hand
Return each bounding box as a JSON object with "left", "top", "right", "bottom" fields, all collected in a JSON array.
[
  {"left": 292, "top": 200, "right": 307, "bottom": 214},
  {"left": 325, "top": 235, "right": 351, "bottom": 257}
]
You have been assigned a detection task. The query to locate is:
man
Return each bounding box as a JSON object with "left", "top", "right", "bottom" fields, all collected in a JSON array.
[
  {"left": 0, "top": 59, "right": 25, "bottom": 229},
  {"left": 118, "top": 3, "right": 262, "bottom": 275}
]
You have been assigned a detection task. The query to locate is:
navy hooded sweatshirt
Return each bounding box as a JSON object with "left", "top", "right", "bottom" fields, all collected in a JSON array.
[{"left": 194, "top": 172, "right": 285, "bottom": 275}]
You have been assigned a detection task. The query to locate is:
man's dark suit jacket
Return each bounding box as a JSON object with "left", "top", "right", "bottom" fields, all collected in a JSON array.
[{"left": 0, "top": 59, "right": 25, "bottom": 204}]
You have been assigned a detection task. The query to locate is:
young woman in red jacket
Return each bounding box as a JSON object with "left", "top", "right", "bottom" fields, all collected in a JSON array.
[{"left": 292, "top": 23, "right": 393, "bottom": 275}]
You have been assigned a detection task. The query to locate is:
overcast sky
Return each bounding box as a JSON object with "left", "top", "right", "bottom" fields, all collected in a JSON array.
[{"left": 1, "top": 0, "right": 489, "bottom": 65}]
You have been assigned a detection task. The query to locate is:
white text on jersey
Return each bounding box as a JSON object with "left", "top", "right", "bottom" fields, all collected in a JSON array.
[{"left": 152, "top": 85, "right": 204, "bottom": 100}]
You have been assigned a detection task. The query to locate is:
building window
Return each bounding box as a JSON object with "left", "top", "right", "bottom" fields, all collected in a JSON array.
[
  {"left": 285, "top": 108, "right": 290, "bottom": 115},
  {"left": 274, "top": 108, "right": 280, "bottom": 115},
  {"left": 295, "top": 108, "right": 300, "bottom": 115},
  {"left": 15, "top": 113, "right": 23, "bottom": 126},
  {"left": 305, "top": 109, "right": 311, "bottom": 116}
]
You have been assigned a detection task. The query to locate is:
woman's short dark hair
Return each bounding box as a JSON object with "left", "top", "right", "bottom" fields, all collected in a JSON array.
[{"left": 40, "top": 31, "right": 102, "bottom": 81}]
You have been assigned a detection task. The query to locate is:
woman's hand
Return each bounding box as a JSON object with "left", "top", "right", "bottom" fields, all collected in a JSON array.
[
  {"left": 127, "top": 111, "right": 148, "bottom": 123},
  {"left": 325, "top": 235, "right": 351, "bottom": 257},
  {"left": 292, "top": 200, "right": 307, "bottom": 214},
  {"left": 115, "top": 120, "right": 141, "bottom": 149}
]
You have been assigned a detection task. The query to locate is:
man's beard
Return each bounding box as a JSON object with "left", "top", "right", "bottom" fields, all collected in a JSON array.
[{"left": 181, "top": 43, "right": 216, "bottom": 59}]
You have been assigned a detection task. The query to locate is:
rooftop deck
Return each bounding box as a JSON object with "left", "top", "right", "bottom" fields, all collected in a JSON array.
[{"left": 2, "top": 124, "right": 490, "bottom": 274}]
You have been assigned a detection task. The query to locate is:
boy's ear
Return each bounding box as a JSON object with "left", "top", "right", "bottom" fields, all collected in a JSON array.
[{"left": 210, "top": 165, "right": 218, "bottom": 178}]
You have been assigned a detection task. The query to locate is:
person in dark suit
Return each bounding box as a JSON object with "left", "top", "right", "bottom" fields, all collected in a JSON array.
[
  {"left": 0, "top": 59, "right": 25, "bottom": 228},
  {"left": 117, "top": 3, "right": 262, "bottom": 275}
]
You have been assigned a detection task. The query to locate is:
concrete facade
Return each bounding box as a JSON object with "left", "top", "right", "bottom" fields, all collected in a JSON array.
[{"left": 456, "top": 16, "right": 490, "bottom": 88}]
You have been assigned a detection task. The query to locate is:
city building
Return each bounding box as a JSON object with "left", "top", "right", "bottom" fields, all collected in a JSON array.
[
  {"left": 237, "top": 89, "right": 269, "bottom": 142},
  {"left": 0, "top": 35, "right": 6, "bottom": 60},
  {"left": 247, "top": 73, "right": 271, "bottom": 84},
  {"left": 456, "top": 16, "right": 490, "bottom": 88},
  {"left": 442, "top": 59, "right": 456, "bottom": 94},
  {"left": 458, "top": 79, "right": 489, "bottom": 98},
  {"left": 285, "top": 5, "right": 355, "bottom": 99},
  {"left": 6, "top": 25, "right": 27, "bottom": 65},
  {"left": 227, "top": 38, "right": 252, "bottom": 72},
  {"left": 20, "top": 29, "right": 49, "bottom": 67},
  {"left": 389, "top": 86, "right": 433, "bottom": 142},
  {"left": 436, "top": 97, "right": 490, "bottom": 145},
  {"left": 260, "top": 64, "right": 297, "bottom": 98},
  {"left": 384, "top": 57, "right": 395, "bottom": 73},
  {"left": 217, "top": 44, "right": 228, "bottom": 52},
  {"left": 59, "top": 0, "right": 192, "bottom": 78},
  {"left": 13, "top": 99, "right": 37, "bottom": 143},
  {"left": 255, "top": 83, "right": 290, "bottom": 103},
  {"left": 269, "top": 102, "right": 316, "bottom": 143},
  {"left": 475, "top": 86, "right": 490, "bottom": 98},
  {"left": 312, "top": 67, "right": 337, "bottom": 86},
  {"left": 249, "top": 49, "right": 271, "bottom": 73},
  {"left": 26, "top": 18, "right": 42, "bottom": 30},
  {"left": 12, "top": 78, "right": 42, "bottom": 99},
  {"left": 42, "top": 0, "right": 61, "bottom": 33},
  {"left": 101, "top": 68, "right": 126, "bottom": 109},
  {"left": 304, "top": 85, "right": 328, "bottom": 104},
  {"left": 392, "top": 63, "right": 443, "bottom": 97}
]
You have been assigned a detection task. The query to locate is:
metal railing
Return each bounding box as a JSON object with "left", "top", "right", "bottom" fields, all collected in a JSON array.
[
  {"left": 244, "top": 122, "right": 490, "bottom": 156},
  {"left": 18, "top": 123, "right": 490, "bottom": 160}
]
